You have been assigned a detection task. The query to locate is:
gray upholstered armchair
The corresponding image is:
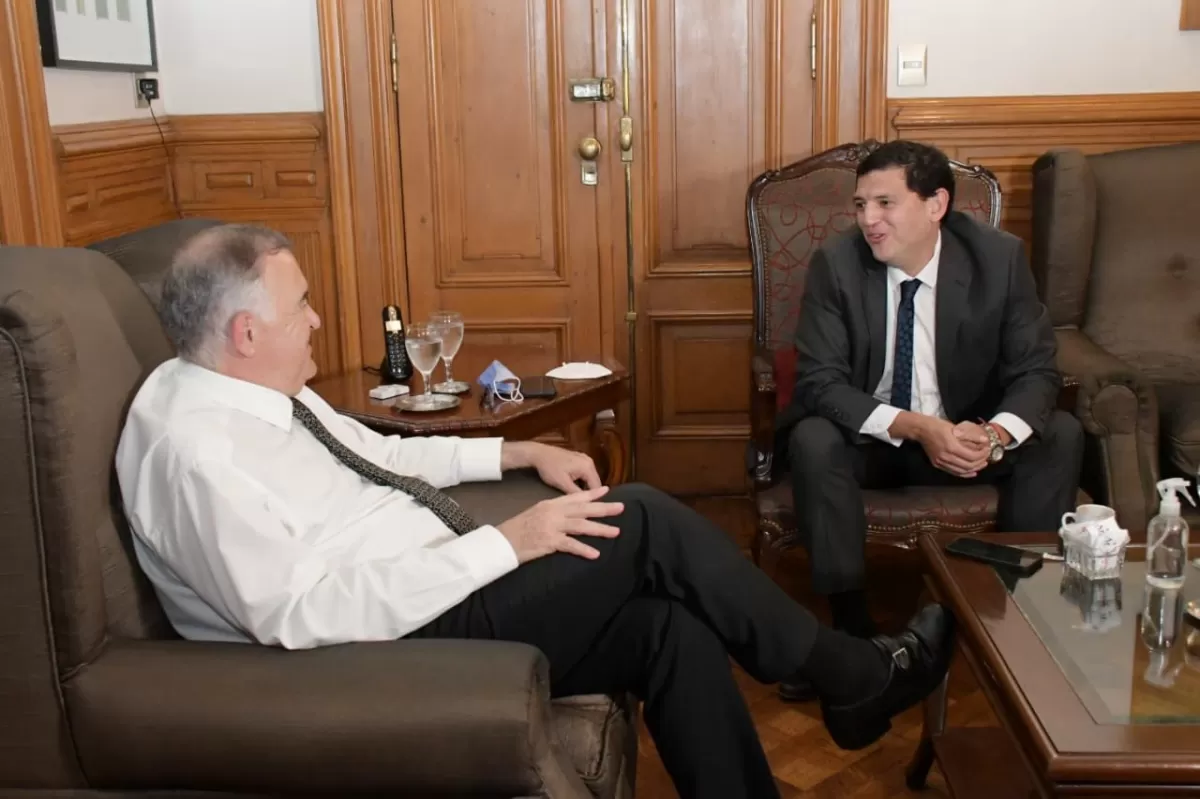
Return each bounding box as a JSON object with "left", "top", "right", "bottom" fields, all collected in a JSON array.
[
  {"left": 0, "top": 221, "right": 637, "bottom": 798},
  {"left": 1032, "top": 142, "right": 1200, "bottom": 528}
]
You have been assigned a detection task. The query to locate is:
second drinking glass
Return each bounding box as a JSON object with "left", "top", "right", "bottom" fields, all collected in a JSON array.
[{"left": 428, "top": 310, "right": 470, "bottom": 394}]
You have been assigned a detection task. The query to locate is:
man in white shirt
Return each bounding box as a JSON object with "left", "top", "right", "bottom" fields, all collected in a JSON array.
[
  {"left": 116, "top": 223, "right": 955, "bottom": 799},
  {"left": 775, "top": 141, "right": 1083, "bottom": 701}
]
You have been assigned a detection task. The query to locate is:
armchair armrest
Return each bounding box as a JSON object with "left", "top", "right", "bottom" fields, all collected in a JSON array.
[
  {"left": 1055, "top": 327, "right": 1160, "bottom": 525},
  {"left": 750, "top": 343, "right": 778, "bottom": 486},
  {"left": 65, "top": 638, "right": 590, "bottom": 797}
]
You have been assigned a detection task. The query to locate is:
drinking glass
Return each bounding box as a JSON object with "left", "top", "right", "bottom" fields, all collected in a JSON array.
[
  {"left": 428, "top": 310, "right": 469, "bottom": 394},
  {"left": 404, "top": 323, "right": 444, "bottom": 409}
]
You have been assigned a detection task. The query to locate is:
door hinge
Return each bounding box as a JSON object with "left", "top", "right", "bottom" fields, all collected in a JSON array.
[
  {"left": 390, "top": 35, "right": 398, "bottom": 92},
  {"left": 810, "top": 12, "right": 817, "bottom": 80}
]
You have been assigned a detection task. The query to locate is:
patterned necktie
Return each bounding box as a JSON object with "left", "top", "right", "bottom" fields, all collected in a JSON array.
[
  {"left": 890, "top": 279, "right": 921, "bottom": 412},
  {"left": 290, "top": 398, "right": 478, "bottom": 535}
]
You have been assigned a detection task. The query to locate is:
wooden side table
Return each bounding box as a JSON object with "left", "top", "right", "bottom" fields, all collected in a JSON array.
[{"left": 309, "top": 361, "right": 631, "bottom": 484}]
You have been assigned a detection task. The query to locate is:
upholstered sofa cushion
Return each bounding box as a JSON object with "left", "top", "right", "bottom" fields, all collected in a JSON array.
[
  {"left": 87, "top": 218, "right": 225, "bottom": 305},
  {"left": 551, "top": 694, "right": 637, "bottom": 798},
  {"left": 1158, "top": 384, "right": 1200, "bottom": 476}
]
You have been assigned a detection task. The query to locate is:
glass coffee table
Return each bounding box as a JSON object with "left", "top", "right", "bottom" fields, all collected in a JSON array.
[{"left": 914, "top": 532, "right": 1200, "bottom": 797}]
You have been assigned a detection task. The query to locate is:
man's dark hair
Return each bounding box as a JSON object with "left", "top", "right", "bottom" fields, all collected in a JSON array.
[{"left": 856, "top": 140, "right": 955, "bottom": 211}]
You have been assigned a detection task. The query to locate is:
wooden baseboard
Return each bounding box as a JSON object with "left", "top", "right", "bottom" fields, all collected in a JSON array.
[
  {"left": 888, "top": 92, "right": 1200, "bottom": 245},
  {"left": 51, "top": 112, "right": 343, "bottom": 377}
]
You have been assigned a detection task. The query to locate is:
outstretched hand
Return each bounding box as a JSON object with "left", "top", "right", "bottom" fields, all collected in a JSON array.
[
  {"left": 497, "top": 486, "right": 624, "bottom": 563},
  {"left": 503, "top": 440, "right": 603, "bottom": 493}
]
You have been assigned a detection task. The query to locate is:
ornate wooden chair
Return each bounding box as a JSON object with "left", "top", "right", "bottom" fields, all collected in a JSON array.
[{"left": 746, "top": 140, "right": 1003, "bottom": 578}]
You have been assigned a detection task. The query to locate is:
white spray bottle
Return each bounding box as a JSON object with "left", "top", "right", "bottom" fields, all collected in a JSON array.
[{"left": 1146, "top": 477, "right": 1196, "bottom": 589}]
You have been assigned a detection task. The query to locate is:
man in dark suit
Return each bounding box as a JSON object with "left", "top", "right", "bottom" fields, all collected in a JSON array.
[{"left": 775, "top": 141, "right": 1083, "bottom": 702}]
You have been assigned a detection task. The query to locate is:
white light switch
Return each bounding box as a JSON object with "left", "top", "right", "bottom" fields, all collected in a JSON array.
[{"left": 897, "top": 45, "right": 927, "bottom": 87}]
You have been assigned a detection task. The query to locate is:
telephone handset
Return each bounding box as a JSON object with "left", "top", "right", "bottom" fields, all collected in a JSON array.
[{"left": 380, "top": 305, "right": 413, "bottom": 383}]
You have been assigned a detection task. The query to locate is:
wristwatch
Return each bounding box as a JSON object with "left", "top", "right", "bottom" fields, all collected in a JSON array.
[{"left": 982, "top": 423, "right": 1004, "bottom": 464}]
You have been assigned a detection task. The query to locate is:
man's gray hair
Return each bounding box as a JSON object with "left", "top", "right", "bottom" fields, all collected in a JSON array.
[{"left": 159, "top": 223, "right": 292, "bottom": 366}]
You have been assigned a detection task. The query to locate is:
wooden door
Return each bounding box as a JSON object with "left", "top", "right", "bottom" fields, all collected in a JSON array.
[
  {"left": 391, "top": 0, "right": 817, "bottom": 495},
  {"left": 623, "top": 0, "right": 816, "bottom": 494},
  {"left": 392, "top": 0, "right": 614, "bottom": 392}
]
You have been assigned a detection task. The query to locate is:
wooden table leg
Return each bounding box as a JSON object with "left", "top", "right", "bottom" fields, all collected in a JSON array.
[
  {"left": 907, "top": 574, "right": 950, "bottom": 790},
  {"left": 906, "top": 669, "right": 949, "bottom": 789}
]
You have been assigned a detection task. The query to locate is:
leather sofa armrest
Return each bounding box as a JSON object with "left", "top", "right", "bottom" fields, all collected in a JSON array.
[
  {"left": 65, "top": 638, "right": 590, "bottom": 798},
  {"left": 749, "top": 343, "right": 777, "bottom": 486},
  {"left": 1055, "top": 327, "right": 1159, "bottom": 525}
]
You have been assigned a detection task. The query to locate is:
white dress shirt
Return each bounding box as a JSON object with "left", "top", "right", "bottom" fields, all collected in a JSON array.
[
  {"left": 115, "top": 358, "right": 517, "bottom": 650},
  {"left": 859, "top": 232, "right": 1032, "bottom": 448}
]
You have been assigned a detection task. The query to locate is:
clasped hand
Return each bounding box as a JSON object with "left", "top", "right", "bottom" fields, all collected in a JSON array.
[{"left": 919, "top": 419, "right": 990, "bottom": 478}]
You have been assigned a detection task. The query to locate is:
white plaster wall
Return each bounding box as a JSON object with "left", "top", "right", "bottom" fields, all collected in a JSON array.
[{"left": 889, "top": 0, "right": 1200, "bottom": 97}]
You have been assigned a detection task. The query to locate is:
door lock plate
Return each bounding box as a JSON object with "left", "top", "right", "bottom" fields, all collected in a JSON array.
[{"left": 569, "top": 77, "right": 616, "bottom": 102}]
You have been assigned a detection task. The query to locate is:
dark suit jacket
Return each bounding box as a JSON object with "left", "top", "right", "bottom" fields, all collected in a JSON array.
[{"left": 774, "top": 211, "right": 1060, "bottom": 461}]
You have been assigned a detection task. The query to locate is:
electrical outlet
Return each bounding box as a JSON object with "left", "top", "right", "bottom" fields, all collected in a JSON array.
[{"left": 134, "top": 75, "right": 159, "bottom": 108}]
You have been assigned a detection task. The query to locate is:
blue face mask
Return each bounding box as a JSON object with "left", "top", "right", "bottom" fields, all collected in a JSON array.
[{"left": 477, "top": 360, "right": 524, "bottom": 403}]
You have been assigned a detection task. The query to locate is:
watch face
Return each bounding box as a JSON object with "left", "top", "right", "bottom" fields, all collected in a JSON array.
[{"left": 991, "top": 445, "right": 1004, "bottom": 461}]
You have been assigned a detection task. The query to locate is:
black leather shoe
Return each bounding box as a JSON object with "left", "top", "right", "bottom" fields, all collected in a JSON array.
[
  {"left": 820, "top": 604, "right": 954, "bottom": 751},
  {"left": 777, "top": 677, "right": 817, "bottom": 702}
]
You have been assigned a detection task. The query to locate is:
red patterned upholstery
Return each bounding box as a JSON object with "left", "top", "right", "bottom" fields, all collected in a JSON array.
[{"left": 746, "top": 141, "right": 1004, "bottom": 567}]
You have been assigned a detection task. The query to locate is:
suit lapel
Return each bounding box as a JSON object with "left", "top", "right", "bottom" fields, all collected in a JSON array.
[
  {"left": 859, "top": 239, "right": 887, "bottom": 392},
  {"left": 935, "top": 232, "right": 971, "bottom": 412}
]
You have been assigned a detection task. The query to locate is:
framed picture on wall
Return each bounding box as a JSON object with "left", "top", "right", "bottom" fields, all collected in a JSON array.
[{"left": 35, "top": 0, "right": 157, "bottom": 71}]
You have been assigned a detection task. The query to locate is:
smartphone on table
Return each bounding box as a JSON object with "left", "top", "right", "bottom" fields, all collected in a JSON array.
[{"left": 944, "top": 536, "right": 1044, "bottom": 577}]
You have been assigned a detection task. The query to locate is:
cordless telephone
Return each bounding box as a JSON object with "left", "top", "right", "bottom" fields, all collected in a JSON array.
[{"left": 380, "top": 305, "right": 413, "bottom": 382}]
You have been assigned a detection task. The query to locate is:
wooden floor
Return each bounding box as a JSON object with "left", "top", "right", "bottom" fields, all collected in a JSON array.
[{"left": 631, "top": 498, "right": 1004, "bottom": 798}]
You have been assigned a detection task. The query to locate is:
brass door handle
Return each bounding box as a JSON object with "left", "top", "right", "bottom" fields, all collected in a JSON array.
[
  {"left": 579, "top": 136, "right": 602, "bottom": 160},
  {"left": 578, "top": 136, "right": 601, "bottom": 185}
]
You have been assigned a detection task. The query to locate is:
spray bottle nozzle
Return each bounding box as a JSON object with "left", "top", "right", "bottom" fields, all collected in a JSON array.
[{"left": 1157, "top": 477, "right": 1197, "bottom": 511}]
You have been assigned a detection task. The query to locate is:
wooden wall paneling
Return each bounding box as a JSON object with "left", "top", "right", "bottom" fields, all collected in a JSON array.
[
  {"left": 0, "top": 0, "right": 63, "bottom": 246},
  {"left": 1182, "top": 0, "right": 1200, "bottom": 29},
  {"left": 167, "top": 113, "right": 343, "bottom": 379},
  {"left": 53, "top": 119, "right": 175, "bottom": 246},
  {"left": 316, "top": 0, "right": 406, "bottom": 373},
  {"left": 815, "top": 0, "right": 889, "bottom": 151},
  {"left": 889, "top": 93, "right": 1200, "bottom": 245}
]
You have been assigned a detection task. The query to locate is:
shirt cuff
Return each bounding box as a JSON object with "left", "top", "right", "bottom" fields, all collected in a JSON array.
[
  {"left": 990, "top": 412, "right": 1033, "bottom": 449},
  {"left": 444, "top": 523, "right": 519, "bottom": 584},
  {"left": 860, "top": 404, "right": 904, "bottom": 447},
  {"left": 457, "top": 437, "right": 503, "bottom": 482}
]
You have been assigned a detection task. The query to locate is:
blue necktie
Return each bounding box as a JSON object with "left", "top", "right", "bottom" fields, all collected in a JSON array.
[{"left": 891, "top": 279, "right": 921, "bottom": 411}]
